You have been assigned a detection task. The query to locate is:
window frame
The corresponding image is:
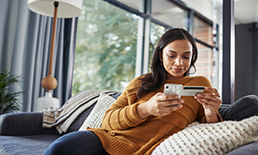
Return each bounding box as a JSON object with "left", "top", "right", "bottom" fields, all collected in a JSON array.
[{"left": 104, "top": 0, "right": 220, "bottom": 88}]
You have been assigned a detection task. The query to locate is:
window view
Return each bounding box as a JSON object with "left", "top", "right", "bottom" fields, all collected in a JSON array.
[
  {"left": 72, "top": 0, "right": 138, "bottom": 95},
  {"left": 73, "top": 0, "right": 220, "bottom": 95},
  {"left": 151, "top": 0, "right": 187, "bottom": 29},
  {"left": 192, "top": 16, "right": 217, "bottom": 87},
  {"left": 194, "top": 43, "right": 215, "bottom": 87},
  {"left": 193, "top": 16, "right": 214, "bottom": 46},
  {"left": 116, "top": 0, "right": 142, "bottom": 12},
  {"left": 149, "top": 23, "right": 166, "bottom": 71}
]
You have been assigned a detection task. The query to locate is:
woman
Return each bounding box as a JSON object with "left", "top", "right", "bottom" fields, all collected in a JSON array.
[{"left": 44, "top": 28, "right": 223, "bottom": 155}]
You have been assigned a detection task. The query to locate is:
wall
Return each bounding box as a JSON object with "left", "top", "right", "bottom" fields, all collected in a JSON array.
[
  {"left": 235, "top": 23, "right": 258, "bottom": 100},
  {"left": 253, "top": 24, "right": 258, "bottom": 97}
]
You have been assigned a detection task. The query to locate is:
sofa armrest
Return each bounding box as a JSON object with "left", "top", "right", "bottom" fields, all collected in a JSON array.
[{"left": 0, "top": 112, "right": 58, "bottom": 136}]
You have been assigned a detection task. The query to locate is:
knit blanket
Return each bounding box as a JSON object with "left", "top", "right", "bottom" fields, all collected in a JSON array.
[
  {"left": 152, "top": 116, "right": 258, "bottom": 155},
  {"left": 42, "top": 90, "right": 118, "bottom": 134}
]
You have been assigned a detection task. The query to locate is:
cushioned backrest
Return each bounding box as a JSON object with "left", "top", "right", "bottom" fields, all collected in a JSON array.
[
  {"left": 66, "top": 103, "right": 96, "bottom": 133},
  {"left": 66, "top": 92, "right": 122, "bottom": 133}
]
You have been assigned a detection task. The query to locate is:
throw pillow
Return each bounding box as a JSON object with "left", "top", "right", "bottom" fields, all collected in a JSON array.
[
  {"left": 79, "top": 92, "right": 116, "bottom": 130},
  {"left": 152, "top": 116, "right": 258, "bottom": 155}
]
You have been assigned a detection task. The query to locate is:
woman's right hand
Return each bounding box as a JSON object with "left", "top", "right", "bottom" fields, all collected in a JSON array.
[{"left": 136, "top": 92, "right": 184, "bottom": 119}]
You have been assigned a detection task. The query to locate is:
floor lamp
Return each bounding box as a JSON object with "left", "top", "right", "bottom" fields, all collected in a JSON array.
[{"left": 28, "top": 0, "right": 82, "bottom": 112}]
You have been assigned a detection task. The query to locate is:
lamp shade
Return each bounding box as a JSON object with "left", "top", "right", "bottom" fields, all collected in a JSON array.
[{"left": 28, "top": 0, "right": 82, "bottom": 18}]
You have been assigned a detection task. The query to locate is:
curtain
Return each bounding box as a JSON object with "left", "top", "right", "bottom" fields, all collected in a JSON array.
[{"left": 0, "top": 0, "right": 77, "bottom": 112}]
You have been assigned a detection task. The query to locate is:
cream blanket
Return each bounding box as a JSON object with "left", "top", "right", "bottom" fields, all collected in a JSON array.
[{"left": 152, "top": 116, "right": 258, "bottom": 155}]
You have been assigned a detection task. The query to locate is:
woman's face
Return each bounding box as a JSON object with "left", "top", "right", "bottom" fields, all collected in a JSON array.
[{"left": 160, "top": 39, "right": 193, "bottom": 80}]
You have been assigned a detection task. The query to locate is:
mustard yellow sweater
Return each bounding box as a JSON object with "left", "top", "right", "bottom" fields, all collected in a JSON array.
[{"left": 88, "top": 76, "right": 222, "bottom": 155}]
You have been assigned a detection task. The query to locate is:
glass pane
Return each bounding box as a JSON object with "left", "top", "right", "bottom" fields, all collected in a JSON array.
[
  {"left": 116, "top": 0, "right": 142, "bottom": 12},
  {"left": 73, "top": 0, "right": 138, "bottom": 95},
  {"left": 149, "top": 23, "right": 166, "bottom": 72},
  {"left": 193, "top": 42, "right": 216, "bottom": 87},
  {"left": 151, "top": 0, "right": 187, "bottom": 29},
  {"left": 193, "top": 16, "right": 214, "bottom": 46}
]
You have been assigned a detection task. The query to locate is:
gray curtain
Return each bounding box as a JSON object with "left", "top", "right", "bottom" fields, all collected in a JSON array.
[{"left": 0, "top": 0, "right": 77, "bottom": 112}]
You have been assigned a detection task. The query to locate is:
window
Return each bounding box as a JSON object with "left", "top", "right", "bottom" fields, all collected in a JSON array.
[
  {"left": 151, "top": 0, "right": 187, "bottom": 29},
  {"left": 193, "top": 16, "right": 214, "bottom": 46},
  {"left": 149, "top": 22, "right": 166, "bottom": 71},
  {"left": 72, "top": 0, "right": 138, "bottom": 95},
  {"left": 192, "top": 15, "right": 218, "bottom": 87},
  {"left": 116, "top": 0, "right": 142, "bottom": 12},
  {"left": 194, "top": 43, "right": 216, "bottom": 86},
  {"left": 73, "top": 0, "right": 220, "bottom": 95}
]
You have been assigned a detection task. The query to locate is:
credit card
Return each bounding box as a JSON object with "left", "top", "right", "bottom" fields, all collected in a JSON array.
[{"left": 181, "top": 86, "right": 205, "bottom": 96}]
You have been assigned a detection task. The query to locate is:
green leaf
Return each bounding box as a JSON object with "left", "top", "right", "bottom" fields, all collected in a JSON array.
[{"left": 0, "top": 70, "right": 23, "bottom": 114}]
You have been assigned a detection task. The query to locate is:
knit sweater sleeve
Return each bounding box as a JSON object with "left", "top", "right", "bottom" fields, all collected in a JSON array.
[{"left": 101, "top": 77, "right": 146, "bottom": 130}]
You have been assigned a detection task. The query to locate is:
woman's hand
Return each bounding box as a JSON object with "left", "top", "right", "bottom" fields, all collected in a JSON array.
[
  {"left": 137, "top": 92, "right": 184, "bottom": 119},
  {"left": 194, "top": 87, "right": 222, "bottom": 123}
]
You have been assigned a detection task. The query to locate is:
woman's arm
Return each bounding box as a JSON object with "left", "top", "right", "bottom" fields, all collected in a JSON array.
[
  {"left": 195, "top": 87, "right": 223, "bottom": 123},
  {"left": 101, "top": 90, "right": 146, "bottom": 130},
  {"left": 101, "top": 91, "right": 184, "bottom": 130},
  {"left": 137, "top": 93, "right": 184, "bottom": 119}
]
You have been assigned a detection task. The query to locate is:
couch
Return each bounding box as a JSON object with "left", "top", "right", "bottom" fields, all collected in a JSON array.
[{"left": 0, "top": 90, "right": 258, "bottom": 155}]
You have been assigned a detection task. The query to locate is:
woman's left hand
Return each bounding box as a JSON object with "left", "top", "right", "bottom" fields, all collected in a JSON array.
[{"left": 194, "top": 87, "right": 222, "bottom": 123}]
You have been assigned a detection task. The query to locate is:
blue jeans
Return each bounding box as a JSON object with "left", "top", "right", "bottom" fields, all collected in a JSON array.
[{"left": 43, "top": 131, "right": 109, "bottom": 155}]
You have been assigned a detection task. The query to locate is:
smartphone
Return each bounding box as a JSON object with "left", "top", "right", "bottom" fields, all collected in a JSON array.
[
  {"left": 163, "top": 84, "right": 183, "bottom": 97},
  {"left": 181, "top": 86, "right": 205, "bottom": 96},
  {"left": 163, "top": 84, "right": 183, "bottom": 107}
]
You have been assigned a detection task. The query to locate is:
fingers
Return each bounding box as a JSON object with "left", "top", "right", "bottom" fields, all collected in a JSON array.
[
  {"left": 158, "top": 93, "right": 180, "bottom": 101},
  {"left": 195, "top": 94, "right": 220, "bottom": 105},
  {"left": 153, "top": 93, "right": 184, "bottom": 116},
  {"left": 157, "top": 98, "right": 184, "bottom": 109},
  {"left": 194, "top": 88, "right": 222, "bottom": 117},
  {"left": 196, "top": 87, "right": 222, "bottom": 104},
  {"left": 159, "top": 93, "right": 184, "bottom": 108},
  {"left": 195, "top": 93, "right": 222, "bottom": 108},
  {"left": 158, "top": 104, "right": 184, "bottom": 116},
  {"left": 204, "top": 87, "right": 220, "bottom": 98}
]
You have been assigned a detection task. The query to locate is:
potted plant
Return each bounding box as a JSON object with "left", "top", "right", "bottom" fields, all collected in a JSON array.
[{"left": 0, "top": 70, "right": 23, "bottom": 114}]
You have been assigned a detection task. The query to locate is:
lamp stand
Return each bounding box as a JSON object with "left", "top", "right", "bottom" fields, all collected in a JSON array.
[
  {"left": 41, "top": 1, "right": 59, "bottom": 91},
  {"left": 35, "top": 2, "right": 60, "bottom": 112},
  {"left": 34, "top": 92, "right": 59, "bottom": 112}
]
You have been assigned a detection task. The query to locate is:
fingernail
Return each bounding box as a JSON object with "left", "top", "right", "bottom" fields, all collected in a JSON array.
[
  {"left": 180, "top": 100, "right": 184, "bottom": 103},
  {"left": 179, "top": 105, "right": 183, "bottom": 108},
  {"left": 197, "top": 94, "right": 201, "bottom": 97}
]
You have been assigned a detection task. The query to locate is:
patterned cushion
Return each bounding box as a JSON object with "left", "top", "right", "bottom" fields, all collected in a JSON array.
[
  {"left": 152, "top": 116, "right": 258, "bottom": 155},
  {"left": 79, "top": 92, "right": 116, "bottom": 130}
]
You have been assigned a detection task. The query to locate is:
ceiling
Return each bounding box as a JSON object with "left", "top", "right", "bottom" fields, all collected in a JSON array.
[
  {"left": 182, "top": 0, "right": 258, "bottom": 25},
  {"left": 116, "top": 0, "right": 258, "bottom": 25},
  {"left": 234, "top": 0, "right": 258, "bottom": 25}
]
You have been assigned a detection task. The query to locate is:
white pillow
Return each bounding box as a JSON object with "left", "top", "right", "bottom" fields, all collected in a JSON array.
[
  {"left": 79, "top": 92, "right": 116, "bottom": 130},
  {"left": 152, "top": 116, "right": 258, "bottom": 155}
]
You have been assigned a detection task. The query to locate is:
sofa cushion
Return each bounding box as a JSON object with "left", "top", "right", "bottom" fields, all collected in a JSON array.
[
  {"left": 226, "top": 140, "right": 258, "bottom": 155},
  {"left": 79, "top": 92, "right": 116, "bottom": 130},
  {"left": 66, "top": 103, "right": 96, "bottom": 133},
  {"left": 152, "top": 116, "right": 258, "bottom": 155},
  {"left": 0, "top": 112, "right": 57, "bottom": 136},
  {"left": 0, "top": 134, "right": 60, "bottom": 155},
  {"left": 66, "top": 91, "right": 120, "bottom": 133},
  {"left": 219, "top": 94, "right": 258, "bottom": 121}
]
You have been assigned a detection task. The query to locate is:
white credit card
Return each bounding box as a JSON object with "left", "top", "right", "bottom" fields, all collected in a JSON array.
[{"left": 181, "top": 86, "right": 205, "bottom": 96}]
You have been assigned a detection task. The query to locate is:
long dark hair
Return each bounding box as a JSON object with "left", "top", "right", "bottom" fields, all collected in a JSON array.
[{"left": 135, "top": 28, "right": 198, "bottom": 99}]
